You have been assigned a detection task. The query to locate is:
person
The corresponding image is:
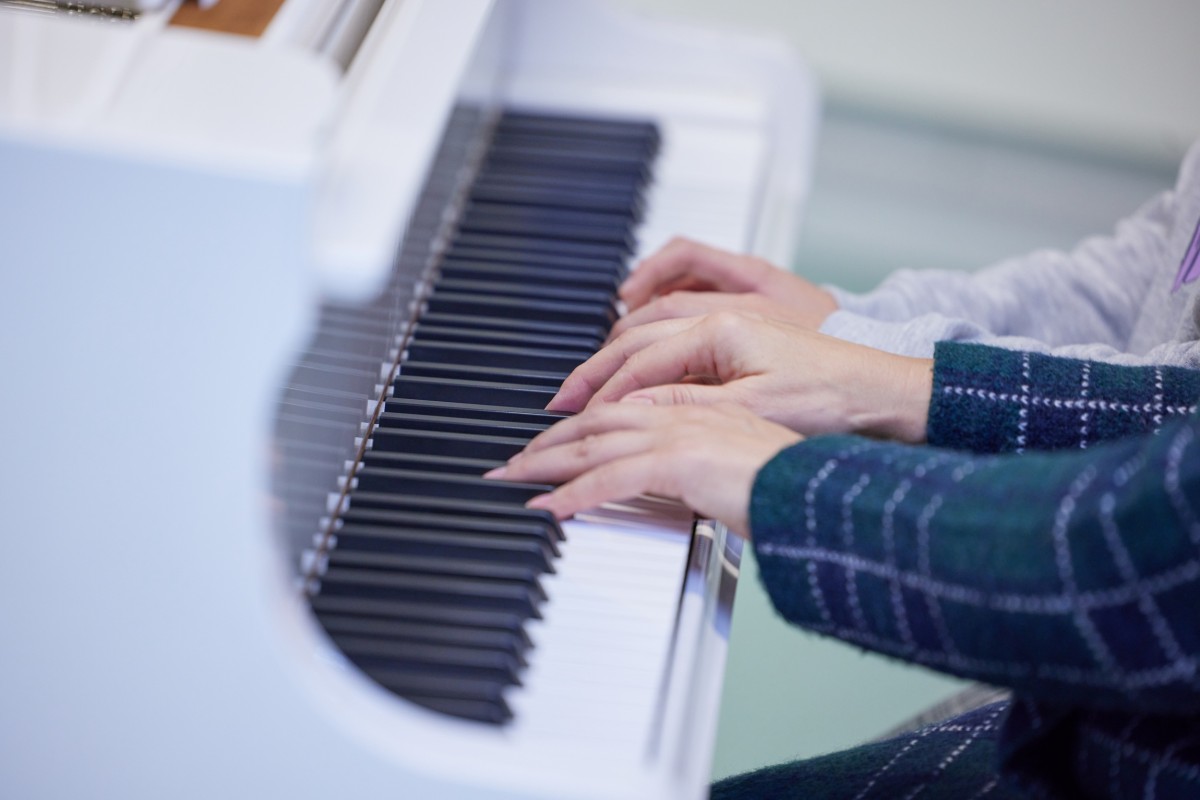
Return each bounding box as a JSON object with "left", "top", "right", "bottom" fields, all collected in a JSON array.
[
  {"left": 610, "top": 137, "right": 1200, "bottom": 369},
  {"left": 480, "top": 138, "right": 1200, "bottom": 797},
  {"left": 487, "top": 341, "right": 1200, "bottom": 798}
]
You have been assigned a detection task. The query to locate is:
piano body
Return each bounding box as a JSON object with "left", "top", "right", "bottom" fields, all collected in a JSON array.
[{"left": 0, "top": 1, "right": 817, "bottom": 797}]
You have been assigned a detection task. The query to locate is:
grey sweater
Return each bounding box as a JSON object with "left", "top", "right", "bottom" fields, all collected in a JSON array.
[{"left": 820, "top": 140, "right": 1200, "bottom": 367}]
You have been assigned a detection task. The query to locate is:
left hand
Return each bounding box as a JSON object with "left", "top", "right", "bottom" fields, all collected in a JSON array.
[{"left": 484, "top": 403, "right": 802, "bottom": 538}]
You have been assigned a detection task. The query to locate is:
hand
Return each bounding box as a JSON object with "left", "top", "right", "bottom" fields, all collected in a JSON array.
[
  {"left": 609, "top": 290, "right": 823, "bottom": 340},
  {"left": 484, "top": 403, "right": 802, "bottom": 537},
  {"left": 549, "top": 311, "right": 934, "bottom": 443},
  {"left": 619, "top": 237, "right": 838, "bottom": 326}
]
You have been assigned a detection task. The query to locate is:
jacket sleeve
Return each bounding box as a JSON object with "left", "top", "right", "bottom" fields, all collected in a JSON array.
[
  {"left": 750, "top": 408, "right": 1200, "bottom": 715},
  {"left": 926, "top": 341, "right": 1200, "bottom": 454}
]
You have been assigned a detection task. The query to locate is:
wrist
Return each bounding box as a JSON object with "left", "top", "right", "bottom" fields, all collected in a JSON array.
[{"left": 845, "top": 354, "right": 932, "bottom": 443}]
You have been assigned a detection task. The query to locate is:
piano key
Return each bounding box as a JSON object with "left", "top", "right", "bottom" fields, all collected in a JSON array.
[
  {"left": 359, "top": 449, "right": 502, "bottom": 476},
  {"left": 309, "top": 594, "right": 529, "bottom": 636},
  {"left": 462, "top": 199, "right": 637, "bottom": 226},
  {"left": 416, "top": 311, "right": 607, "bottom": 344},
  {"left": 352, "top": 466, "right": 552, "bottom": 506},
  {"left": 381, "top": 398, "right": 569, "bottom": 427},
  {"left": 318, "top": 566, "right": 543, "bottom": 620},
  {"left": 367, "top": 426, "right": 528, "bottom": 461},
  {"left": 391, "top": 375, "right": 557, "bottom": 409},
  {"left": 404, "top": 695, "right": 512, "bottom": 726},
  {"left": 494, "top": 111, "right": 661, "bottom": 146},
  {"left": 455, "top": 217, "right": 636, "bottom": 251},
  {"left": 423, "top": 292, "right": 616, "bottom": 331},
  {"left": 342, "top": 492, "right": 564, "bottom": 543},
  {"left": 412, "top": 320, "right": 603, "bottom": 351},
  {"left": 432, "top": 277, "right": 619, "bottom": 308},
  {"left": 451, "top": 232, "right": 632, "bottom": 261},
  {"left": 437, "top": 260, "right": 621, "bottom": 294},
  {"left": 468, "top": 181, "right": 644, "bottom": 218},
  {"left": 326, "top": 549, "right": 547, "bottom": 590},
  {"left": 330, "top": 520, "right": 556, "bottom": 571},
  {"left": 331, "top": 636, "right": 524, "bottom": 688},
  {"left": 441, "top": 245, "right": 628, "bottom": 278},
  {"left": 315, "top": 613, "right": 532, "bottom": 657},
  {"left": 404, "top": 340, "right": 588, "bottom": 375},
  {"left": 372, "top": 411, "right": 549, "bottom": 439}
]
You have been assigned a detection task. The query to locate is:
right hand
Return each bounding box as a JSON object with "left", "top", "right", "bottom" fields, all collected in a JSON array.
[
  {"left": 619, "top": 237, "right": 838, "bottom": 326},
  {"left": 485, "top": 402, "right": 802, "bottom": 538},
  {"left": 549, "top": 311, "right": 934, "bottom": 444}
]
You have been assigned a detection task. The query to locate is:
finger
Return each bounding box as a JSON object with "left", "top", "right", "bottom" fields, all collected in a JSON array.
[
  {"left": 620, "top": 239, "right": 756, "bottom": 310},
  {"left": 547, "top": 317, "right": 699, "bottom": 412},
  {"left": 608, "top": 291, "right": 733, "bottom": 340},
  {"left": 584, "top": 320, "right": 728, "bottom": 407},
  {"left": 521, "top": 402, "right": 671, "bottom": 455},
  {"left": 618, "top": 381, "right": 735, "bottom": 409},
  {"left": 486, "top": 428, "right": 653, "bottom": 484},
  {"left": 526, "top": 451, "right": 677, "bottom": 520}
]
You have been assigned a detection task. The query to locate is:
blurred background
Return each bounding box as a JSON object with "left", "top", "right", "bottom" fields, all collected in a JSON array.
[{"left": 612, "top": 0, "right": 1200, "bottom": 783}]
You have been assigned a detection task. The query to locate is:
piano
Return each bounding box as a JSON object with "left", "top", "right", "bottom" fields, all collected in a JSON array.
[{"left": 0, "top": 1, "right": 817, "bottom": 797}]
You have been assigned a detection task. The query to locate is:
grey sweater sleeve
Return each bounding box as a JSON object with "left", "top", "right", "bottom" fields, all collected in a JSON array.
[{"left": 821, "top": 188, "right": 1176, "bottom": 351}]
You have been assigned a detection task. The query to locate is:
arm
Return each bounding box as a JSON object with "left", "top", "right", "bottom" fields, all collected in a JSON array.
[
  {"left": 751, "top": 410, "right": 1200, "bottom": 714},
  {"left": 927, "top": 341, "right": 1200, "bottom": 453},
  {"left": 824, "top": 188, "right": 1177, "bottom": 350}
]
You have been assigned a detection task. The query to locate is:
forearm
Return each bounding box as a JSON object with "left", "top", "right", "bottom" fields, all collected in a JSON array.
[
  {"left": 928, "top": 341, "right": 1200, "bottom": 453},
  {"left": 826, "top": 190, "right": 1174, "bottom": 348},
  {"left": 750, "top": 414, "right": 1200, "bottom": 714}
]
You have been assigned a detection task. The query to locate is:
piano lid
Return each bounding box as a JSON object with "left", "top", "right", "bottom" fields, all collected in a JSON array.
[{"left": 0, "top": 0, "right": 499, "bottom": 298}]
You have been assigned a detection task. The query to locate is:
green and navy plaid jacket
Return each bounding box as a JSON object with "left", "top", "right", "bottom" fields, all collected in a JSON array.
[{"left": 724, "top": 341, "right": 1200, "bottom": 799}]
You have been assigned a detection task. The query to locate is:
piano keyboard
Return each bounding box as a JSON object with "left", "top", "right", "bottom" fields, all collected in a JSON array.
[{"left": 295, "top": 109, "right": 695, "bottom": 732}]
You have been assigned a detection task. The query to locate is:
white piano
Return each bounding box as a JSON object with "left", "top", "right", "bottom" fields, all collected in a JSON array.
[{"left": 0, "top": 1, "right": 817, "bottom": 797}]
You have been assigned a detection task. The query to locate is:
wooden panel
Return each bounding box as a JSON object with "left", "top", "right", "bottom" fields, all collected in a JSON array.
[{"left": 169, "top": 0, "right": 287, "bottom": 37}]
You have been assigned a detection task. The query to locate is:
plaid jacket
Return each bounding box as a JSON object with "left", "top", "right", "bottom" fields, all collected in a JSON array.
[{"left": 744, "top": 342, "right": 1200, "bottom": 799}]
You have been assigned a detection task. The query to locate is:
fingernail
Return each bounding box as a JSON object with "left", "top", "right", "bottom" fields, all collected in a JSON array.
[
  {"left": 526, "top": 493, "right": 552, "bottom": 510},
  {"left": 483, "top": 466, "right": 507, "bottom": 479}
]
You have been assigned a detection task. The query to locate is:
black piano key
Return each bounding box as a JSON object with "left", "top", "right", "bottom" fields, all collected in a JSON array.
[
  {"left": 441, "top": 245, "right": 628, "bottom": 278},
  {"left": 417, "top": 311, "right": 607, "bottom": 343},
  {"left": 462, "top": 200, "right": 637, "bottom": 229},
  {"left": 372, "top": 411, "right": 549, "bottom": 439},
  {"left": 437, "top": 260, "right": 621, "bottom": 294},
  {"left": 326, "top": 549, "right": 546, "bottom": 590},
  {"left": 382, "top": 398, "right": 569, "bottom": 427},
  {"left": 393, "top": 362, "right": 561, "bottom": 388},
  {"left": 424, "top": 292, "right": 616, "bottom": 331},
  {"left": 368, "top": 426, "right": 528, "bottom": 461},
  {"left": 315, "top": 613, "right": 531, "bottom": 657},
  {"left": 359, "top": 449, "right": 502, "bottom": 475},
  {"left": 487, "top": 132, "right": 657, "bottom": 163},
  {"left": 495, "top": 111, "right": 661, "bottom": 146},
  {"left": 412, "top": 320, "right": 603, "bottom": 352},
  {"left": 433, "top": 277, "right": 618, "bottom": 308},
  {"left": 392, "top": 375, "right": 557, "bottom": 410},
  {"left": 332, "top": 636, "right": 524, "bottom": 686},
  {"left": 343, "top": 492, "right": 564, "bottom": 543},
  {"left": 404, "top": 340, "right": 588, "bottom": 375},
  {"left": 456, "top": 211, "right": 637, "bottom": 250},
  {"left": 310, "top": 594, "right": 529, "bottom": 635},
  {"left": 354, "top": 664, "right": 514, "bottom": 709},
  {"left": 354, "top": 466, "right": 552, "bottom": 506},
  {"left": 331, "top": 519, "right": 556, "bottom": 570},
  {"left": 452, "top": 232, "right": 632, "bottom": 262},
  {"left": 318, "top": 566, "right": 543, "bottom": 620},
  {"left": 405, "top": 695, "right": 512, "bottom": 725},
  {"left": 468, "top": 181, "right": 644, "bottom": 218}
]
